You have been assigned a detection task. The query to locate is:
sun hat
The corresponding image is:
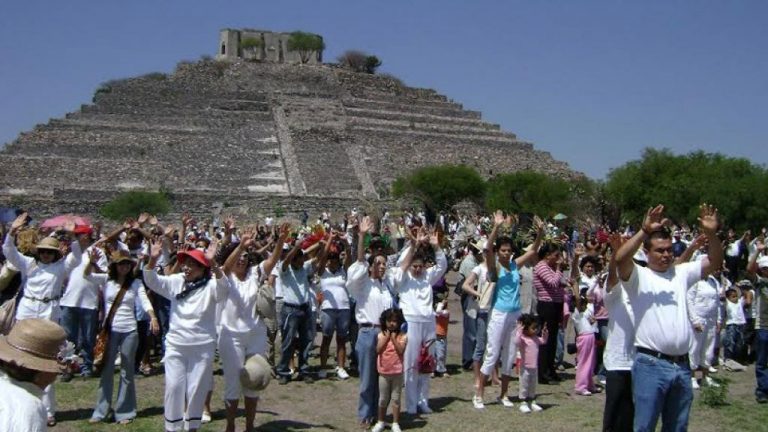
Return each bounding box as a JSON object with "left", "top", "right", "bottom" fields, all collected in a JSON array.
[
  {"left": 0, "top": 319, "right": 67, "bottom": 373},
  {"left": 109, "top": 250, "right": 135, "bottom": 265},
  {"left": 177, "top": 249, "right": 210, "bottom": 268},
  {"left": 239, "top": 354, "right": 271, "bottom": 391},
  {"left": 35, "top": 237, "right": 61, "bottom": 253}
]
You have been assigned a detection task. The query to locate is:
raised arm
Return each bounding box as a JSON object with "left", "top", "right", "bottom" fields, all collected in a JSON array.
[
  {"left": 516, "top": 216, "right": 546, "bottom": 267},
  {"left": 355, "top": 216, "right": 372, "bottom": 263},
  {"left": 484, "top": 210, "right": 505, "bottom": 282},
  {"left": 2, "top": 212, "right": 33, "bottom": 273},
  {"left": 698, "top": 204, "right": 723, "bottom": 278},
  {"left": 675, "top": 234, "right": 706, "bottom": 265},
  {"left": 314, "top": 233, "right": 333, "bottom": 276},
  {"left": 222, "top": 229, "right": 253, "bottom": 276},
  {"left": 262, "top": 223, "right": 290, "bottom": 276},
  {"left": 605, "top": 233, "right": 625, "bottom": 293},
  {"left": 615, "top": 205, "right": 666, "bottom": 281}
]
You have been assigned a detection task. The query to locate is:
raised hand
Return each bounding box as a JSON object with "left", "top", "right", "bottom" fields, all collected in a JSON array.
[
  {"left": 137, "top": 212, "right": 150, "bottom": 225},
  {"left": 698, "top": 204, "right": 719, "bottom": 236},
  {"left": 416, "top": 226, "right": 429, "bottom": 245},
  {"left": 164, "top": 224, "right": 177, "bottom": 237},
  {"left": 150, "top": 239, "right": 163, "bottom": 259},
  {"left": 755, "top": 235, "right": 765, "bottom": 253},
  {"left": 62, "top": 217, "right": 76, "bottom": 233},
  {"left": 692, "top": 234, "right": 707, "bottom": 249},
  {"left": 574, "top": 243, "right": 586, "bottom": 257},
  {"left": 148, "top": 215, "right": 158, "bottom": 226},
  {"left": 182, "top": 212, "right": 192, "bottom": 228},
  {"left": 123, "top": 218, "right": 135, "bottom": 231},
  {"left": 88, "top": 247, "right": 101, "bottom": 263},
  {"left": 642, "top": 205, "right": 667, "bottom": 234},
  {"left": 608, "top": 232, "right": 625, "bottom": 252},
  {"left": 279, "top": 222, "right": 291, "bottom": 239},
  {"left": 532, "top": 215, "right": 545, "bottom": 234},
  {"left": 204, "top": 238, "right": 219, "bottom": 262},
  {"left": 10, "top": 212, "right": 28, "bottom": 233},
  {"left": 505, "top": 213, "right": 519, "bottom": 227},
  {"left": 359, "top": 216, "right": 374, "bottom": 234},
  {"left": 493, "top": 210, "right": 504, "bottom": 227},
  {"left": 429, "top": 228, "right": 440, "bottom": 247}
]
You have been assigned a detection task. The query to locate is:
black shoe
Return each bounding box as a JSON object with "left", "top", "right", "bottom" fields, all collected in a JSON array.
[
  {"left": 278, "top": 375, "right": 290, "bottom": 385},
  {"left": 538, "top": 376, "right": 550, "bottom": 385},
  {"left": 302, "top": 374, "right": 314, "bottom": 384},
  {"left": 757, "top": 394, "right": 768, "bottom": 404},
  {"left": 549, "top": 373, "right": 563, "bottom": 382}
]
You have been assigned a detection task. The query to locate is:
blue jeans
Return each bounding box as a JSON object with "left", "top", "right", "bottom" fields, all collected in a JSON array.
[
  {"left": 755, "top": 329, "right": 768, "bottom": 398},
  {"left": 154, "top": 295, "right": 171, "bottom": 357},
  {"left": 723, "top": 324, "right": 744, "bottom": 361},
  {"left": 632, "top": 352, "right": 693, "bottom": 432},
  {"left": 276, "top": 303, "right": 313, "bottom": 378},
  {"left": 355, "top": 326, "right": 379, "bottom": 422},
  {"left": 472, "top": 311, "right": 489, "bottom": 362},
  {"left": 461, "top": 295, "right": 477, "bottom": 368},
  {"left": 555, "top": 327, "right": 565, "bottom": 367},
  {"left": 92, "top": 330, "right": 138, "bottom": 422},
  {"left": 60, "top": 306, "right": 99, "bottom": 373}
]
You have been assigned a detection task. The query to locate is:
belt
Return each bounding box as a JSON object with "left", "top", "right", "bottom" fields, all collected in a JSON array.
[
  {"left": 283, "top": 302, "right": 309, "bottom": 309},
  {"left": 359, "top": 323, "right": 380, "bottom": 328},
  {"left": 637, "top": 347, "right": 689, "bottom": 364},
  {"left": 23, "top": 295, "right": 60, "bottom": 304}
]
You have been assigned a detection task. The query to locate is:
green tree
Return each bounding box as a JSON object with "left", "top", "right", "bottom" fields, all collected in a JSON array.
[
  {"left": 485, "top": 171, "right": 576, "bottom": 217},
  {"left": 287, "top": 32, "right": 325, "bottom": 63},
  {"left": 337, "top": 50, "right": 382, "bottom": 74},
  {"left": 364, "top": 55, "right": 382, "bottom": 74},
  {"left": 604, "top": 148, "right": 768, "bottom": 230},
  {"left": 100, "top": 191, "right": 171, "bottom": 221},
  {"left": 392, "top": 164, "right": 486, "bottom": 221}
]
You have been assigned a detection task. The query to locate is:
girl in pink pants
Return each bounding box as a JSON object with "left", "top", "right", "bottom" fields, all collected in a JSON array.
[{"left": 572, "top": 293, "right": 598, "bottom": 395}]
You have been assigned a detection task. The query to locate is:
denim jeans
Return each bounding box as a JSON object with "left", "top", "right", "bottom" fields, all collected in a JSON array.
[
  {"left": 60, "top": 306, "right": 99, "bottom": 373},
  {"left": 276, "top": 303, "right": 313, "bottom": 377},
  {"left": 555, "top": 327, "right": 565, "bottom": 367},
  {"left": 723, "top": 323, "right": 745, "bottom": 361},
  {"left": 92, "top": 330, "right": 138, "bottom": 422},
  {"left": 461, "top": 294, "right": 477, "bottom": 368},
  {"left": 755, "top": 329, "right": 768, "bottom": 399},
  {"left": 472, "top": 311, "right": 489, "bottom": 362},
  {"left": 355, "top": 326, "right": 379, "bottom": 422},
  {"left": 632, "top": 352, "right": 693, "bottom": 432},
  {"left": 154, "top": 295, "right": 171, "bottom": 357}
]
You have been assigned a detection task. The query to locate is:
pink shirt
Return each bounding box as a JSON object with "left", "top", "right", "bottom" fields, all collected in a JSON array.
[
  {"left": 515, "top": 328, "right": 548, "bottom": 369},
  {"left": 377, "top": 337, "right": 404, "bottom": 375},
  {"left": 533, "top": 261, "right": 566, "bottom": 303},
  {"left": 587, "top": 284, "right": 609, "bottom": 320}
]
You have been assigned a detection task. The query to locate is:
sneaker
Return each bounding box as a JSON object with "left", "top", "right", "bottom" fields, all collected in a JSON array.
[
  {"left": 278, "top": 375, "right": 290, "bottom": 385},
  {"left": 757, "top": 394, "right": 768, "bottom": 404},
  {"left": 391, "top": 423, "right": 403, "bottom": 432},
  {"left": 530, "top": 401, "right": 543, "bottom": 412},
  {"left": 577, "top": 390, "right": 592, "bottom": 396},
  {"left": 691, "top": 377, "right": 700, "bottom": 390},
  {"left": 336, "top": 366, "right": 350, "bottom": 380},
  {"left": 708, "top": 366, "right": 718, "bottom": 373},
  {"left": 472, "top": 395, "right": 485, "bottom": 409},
  {"left": 417, "top": 401, "right": 433, "bottom": 414},
  {"left": 497, "top": 396, "right": 514, "bottom": 408},
  {"left": 370, "top": 421, "right": 386, "bottom": 432},
  {"left": 704, "top": 376, "right": 720, "bottom": 387},
  {"left": 201, "top": 411, "right": 211, "bottom": 424},
  {"left": 519, "top": 402, "right": 531, "bottom": 413},
  {"left": 598, "top": 376, "right": 607, "bottom": 386}
]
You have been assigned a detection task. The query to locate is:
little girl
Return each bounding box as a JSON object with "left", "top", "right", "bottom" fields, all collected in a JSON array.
[
  {"left": 571, "top": 284, "right": 598, "bottom": 396},
  {"left": 514, "top": 313, "right": 548, "bottom": 413},
  {"left": 372, "top": 308, "right": 408, "bottom": 432}
]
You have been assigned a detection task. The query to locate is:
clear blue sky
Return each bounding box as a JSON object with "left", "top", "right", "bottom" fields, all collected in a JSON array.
[{"left": 1, "top": 1, "right": 766, "bottom": 179}]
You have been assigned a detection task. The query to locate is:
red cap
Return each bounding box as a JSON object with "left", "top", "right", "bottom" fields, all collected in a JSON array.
[
  {"left": 177, "top": 249, "right": 210, "bottom": 268},
  {"left": 74, "top": 225, "right": 93, "bottom": 236}
]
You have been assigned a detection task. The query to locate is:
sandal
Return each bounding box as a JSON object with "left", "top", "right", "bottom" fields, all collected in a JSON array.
[{"left": 118, "top": 418, "right": 134, "bottom": 425}]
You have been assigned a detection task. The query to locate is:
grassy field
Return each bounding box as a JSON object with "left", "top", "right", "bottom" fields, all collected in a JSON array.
[{"left": 52, "top": 280, "right": 768, "bottom": 431}]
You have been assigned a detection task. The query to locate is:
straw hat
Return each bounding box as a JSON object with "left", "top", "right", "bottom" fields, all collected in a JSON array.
[
  {"left": 35, "top": 237, "right": 61, "bottom": 253},
  {"left": 109, "top": 250, "right": 135, "bottom": 265},
  {"left": 0, "top": 319, "right": 67, "bottom": 373},
  {"left": 239, "top": 354, "right": 271, "bottom": 391}
]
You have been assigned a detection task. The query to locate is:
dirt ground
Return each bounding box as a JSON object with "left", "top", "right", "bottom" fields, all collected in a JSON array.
[{"left": 53, "top": 272, "right": 768, "bottom": 431}]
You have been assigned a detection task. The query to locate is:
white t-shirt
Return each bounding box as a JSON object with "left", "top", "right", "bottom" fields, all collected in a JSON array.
[
  {"left": 319, "top": 267, "right": 350, "bottom": 310},
  {"left": 221, "top": 267, "right": 261, "bottom": 333},
  {"left": 0, "top": 371, "right": 47, "bottom": 432},
  {"left": 624, "top": 261, "right": 702, "bottom": 356},
  {"left": 725, "top": 298, "right": 747, "bottom": 325},
  {"left": 60, "top": 246, "right": 107, "bottom": 310},
  {"left": 391, "top": 251, "right": 447, "bottom": 323},
  {"left": 85, "top": 274, "right": 152, "bottom": 333},
  {"left": 279, "top": 261, "right": 314, "bottom": 306},
  {"left": 572, "top": 303, "right": 598, "bottom": 335},
  {"left": 346, "top": 261, "right": 395, "bottom": 325},
  {"left": 603, "top": 281, "right": 635, "bottom": 371},
  {"left": 471, "top": 263, "right": 492, "bottom": 312}
]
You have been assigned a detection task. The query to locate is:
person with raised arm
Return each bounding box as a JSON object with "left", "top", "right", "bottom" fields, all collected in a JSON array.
[
  {"left": 391, "top": 225, "right": 447, "bottom": 415},
  {"left": 614, "top": 204, "right": 722, "bottom": 432},
  {"left": 346, "top": 216, "right": 395, "bottom": 429},
  {"left": 747, "top": 235, "right": 768, "bottom": 403},
  {"left": 143, "top": 237, "right": 227, "bottom": 432},
  {"left": 473, "top": 210, "right": 544, "bottom": 409},
  {"left": 3, "top": 212, "right": 83, "bottom": 426}
]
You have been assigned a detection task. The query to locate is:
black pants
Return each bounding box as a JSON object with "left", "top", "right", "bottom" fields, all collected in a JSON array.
[
  {"left": 537, "top": 301, "right": 563, "bottom": 378},
  {"left": 603, "top": 370, "right": 634, "bottom": 432}
]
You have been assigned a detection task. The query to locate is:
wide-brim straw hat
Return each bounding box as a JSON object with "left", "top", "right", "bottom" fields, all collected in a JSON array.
[
  {"left": 35, "top": 237, "right": 61, "bottom": 252},
  {"left": 109, "top": 249, "right": 135, "bottom": 265},
  {"left": 240, "top": 354, "right": 271, "bottom": 391},
  {"left": 0, "top": 318, "right": 67, "bottom": 373}
]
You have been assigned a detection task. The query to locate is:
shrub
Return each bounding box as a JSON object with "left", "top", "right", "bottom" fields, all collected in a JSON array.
[
  {"left": 287, "top": 31, "right": 325, "bottom": 63},
  {"left": 338, "top": 50, "right": 382, "bottom": 74},
  {"left": 699, "top": 375, "right": 730, "bottom": 407},
  {"left": 141, "top": 72, "right": 167, "bottom": 81},
  {"left": 100, "top": 191, "right": 171, "bottom": 221}
]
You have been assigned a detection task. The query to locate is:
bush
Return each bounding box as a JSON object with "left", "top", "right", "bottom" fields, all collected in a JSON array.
[
  {"left": 287, "top": 31, "right": 325, "bottom": 63},
  {"left": 141, "top": 72, "right": 167, "bottom": 81},
  {"left": 699, "top": 375, "right": 730, "bottom": 407},
  {"left": 338, "top": 50, "right": 382, "bottom": 74},
  {"left": 100, "top": 191, "right": 171, "bottom": 221}
]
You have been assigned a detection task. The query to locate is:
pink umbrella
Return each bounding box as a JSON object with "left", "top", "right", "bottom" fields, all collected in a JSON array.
[{"left": 40, "top": 214, "right": 92, "bottom": 229}]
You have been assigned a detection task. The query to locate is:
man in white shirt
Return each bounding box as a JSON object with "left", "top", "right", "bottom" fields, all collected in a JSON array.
[{"left": 615, "top": 204, "right": 722, "bottom": 432}]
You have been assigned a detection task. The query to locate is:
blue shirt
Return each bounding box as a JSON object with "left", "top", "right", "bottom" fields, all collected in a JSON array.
[{"left": 493, "top": 261, "right": 521, "bottom": 313}]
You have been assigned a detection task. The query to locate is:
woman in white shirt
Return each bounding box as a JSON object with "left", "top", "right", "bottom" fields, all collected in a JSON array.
[
  {"left": 84, "top": 249, "right": 158, "bottom": 425},
  {"left": 218, "top": 226, "right": 286, "bottom": 432},
  {"left": 144, "top": 239, "right": 227, "bottom": 432}
]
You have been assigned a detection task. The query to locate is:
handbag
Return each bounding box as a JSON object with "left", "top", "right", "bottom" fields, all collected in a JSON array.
[
  {"left": 93, "top": 283, "right": 129, "bottom": 373},
  {"left": 417, "top": 339, "right": 437, "bottom": 374},
  {"left": 0, "top": 275, "right": 24, "bottom": 336}
]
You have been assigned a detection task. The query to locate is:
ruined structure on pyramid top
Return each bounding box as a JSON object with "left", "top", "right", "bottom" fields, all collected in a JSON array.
[
  {"left": 218, "top": 29, "right": 323, "bottom": 64},
  {"left": 0, "top": 28, "right": 578, "bottom": 217}
]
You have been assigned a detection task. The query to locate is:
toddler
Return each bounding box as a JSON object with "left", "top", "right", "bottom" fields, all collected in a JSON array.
[
  {"left": 722, "top": 287, "right": 747, "bottom": 371},
  {"left": 572, "top": 289, "right": 598, "bottom": 395},
  {"left": 515, "top": 313, "right": 548, "bottom": 413},
  {"left": 372, "top": 308, "right": 408, "bottom": 432},
  {"left": 434, "top": 294, "right": 450, "bottom": 377}
]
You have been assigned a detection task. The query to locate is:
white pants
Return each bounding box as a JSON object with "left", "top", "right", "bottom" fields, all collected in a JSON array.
[
  {"left": 163, "top": 342, "right": 216, "bottom": 431},
  {"left": 219, "top": 324, "right": 268, "bottom": 401},
  {"left": 480, "top": 309, "right": 521, "bottom": 377},
  {"left": 690, "top": 321, "right": 716, "bottom": 369},
  {"left": 403, "top": 320, "right": 436, "bottom": 414},
  {"left": 43, "top": 384, "right": 55, "bottom": 417}
]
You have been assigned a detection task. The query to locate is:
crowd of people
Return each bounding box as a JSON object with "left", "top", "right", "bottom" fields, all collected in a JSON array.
[{"left": 0, "top": 204, "right": 766, "bottom": 431}]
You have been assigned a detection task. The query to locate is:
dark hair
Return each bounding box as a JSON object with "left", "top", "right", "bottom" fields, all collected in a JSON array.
[
  {"left": 367, "top": 251, "right": 387, "bottom": 268},
  {"left": 494, "top": 235, "right": 515, "bottom": 252},
  {"left": 379, "top": 307, "right": 405, "bottom": 332},
  {"left": 579, "top": 255, "right": 599, "bottom": 270},
  {"left": 108, "top": 261, "right": 137, "bottom": 289},
  {"left": 642, "top": 228, "right": 672, "bottom": 250},
  {"left": 518, "top": 313, "right": 538, "bottom": 330},
  {"left": 537, "top": 242, "right": 562, "bottom": 260},
  {"left": 725, "top": 288, "right": 737, "bottom": 297},
  {"left": 0, "top": 359, "right": 37, "bottom": 383}
]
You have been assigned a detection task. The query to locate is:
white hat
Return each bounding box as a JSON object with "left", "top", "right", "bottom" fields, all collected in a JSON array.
[
  {"left": 240, "top": 354, "right": 271, "bottom": 391},
  {"left": 757, "top": 256, "right": 768, "bottom": 269}
]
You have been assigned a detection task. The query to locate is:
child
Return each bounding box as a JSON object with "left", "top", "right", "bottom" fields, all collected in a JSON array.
[
  {"left": 434, "top": 294, "right": 450, "bottom": 377},
  {"left": 372, "top": 308, "right": 408, "bottom": 432},
  {"left": 722, "top": 287, "right": 748, "bottom": 371},
  {"left": 571, "top": 283, "right": 598, "bottom": 396},
  {"left": 515, "top": 313, "right": 548, "bottom": 413}
]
